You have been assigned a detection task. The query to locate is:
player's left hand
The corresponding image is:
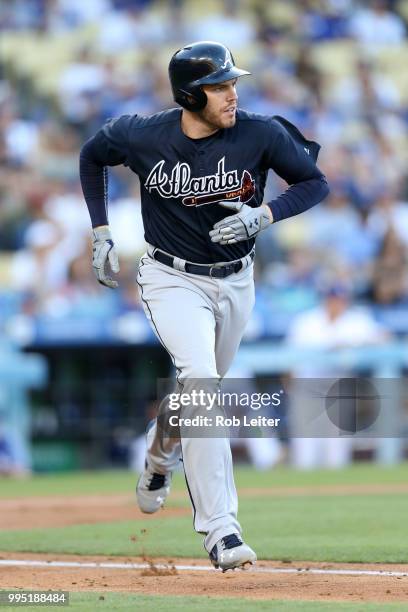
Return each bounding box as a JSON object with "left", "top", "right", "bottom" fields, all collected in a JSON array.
[{"left": 209, "top": 201, "right": 273, "bottom": 245}]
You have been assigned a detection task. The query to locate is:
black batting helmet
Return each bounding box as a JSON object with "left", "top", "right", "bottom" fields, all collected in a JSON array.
[{"left": 168, "top": 41, "right": 250, "bottom": 112}]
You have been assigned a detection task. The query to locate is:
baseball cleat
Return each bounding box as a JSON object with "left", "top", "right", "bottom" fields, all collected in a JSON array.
[
  {"left": 136, "top": 466, "right": 171, "bottom": 514},
  {"left": 209, "top": 534, "right": 257, "bottom": 572}
]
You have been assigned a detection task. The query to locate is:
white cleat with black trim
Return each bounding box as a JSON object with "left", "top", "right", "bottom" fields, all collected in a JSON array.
[
  {"left": 136, "top": 466, "right": 171, "bottom": 514},
  {"left": 209, "top": 534, "right": 257, "bottom": 572}
]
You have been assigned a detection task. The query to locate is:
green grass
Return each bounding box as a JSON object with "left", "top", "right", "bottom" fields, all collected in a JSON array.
[
  {"left": 2, "top": 593, "right": 408, "bottom": 612},
  {"left": 1, "top": 494, "right": 407, "bottom": 562},
  {"left": 1, "top": 463, "right": 408, "bottom": 498},
  {"left": 1, "top": 464, "right": 408, "bottom": 563}
]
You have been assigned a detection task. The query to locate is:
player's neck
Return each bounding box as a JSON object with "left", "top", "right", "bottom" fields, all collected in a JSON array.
[{"left": 181, "top": 110, "right": 219, "bottom": 139}]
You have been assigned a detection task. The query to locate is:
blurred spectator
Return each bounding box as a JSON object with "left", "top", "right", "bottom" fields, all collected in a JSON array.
[
  {"left": 0, "top": 428, "right": 16, "bottom": 475},
  {"left": 299, "top": 0, "right": 352, "bottom": 41},
  {"left": 0, "top": 0, "right": 47, "bottom": 31},
  {"left": 9, "top": 219, "right": 73, "bottom": 303},
  {"left": 0, "top": 427, "right": 29, "bottom": 476},
  {"left": 349, "top": 0, "right": 406, "bottom": 47},
  {"left": 331, "top": 58, "right": 400, "bottom": 119},
  {"left": 35, "top": 122, "right": 81, "bottom": 180},
  {"left": 97, "top": 5, "right": 166, "bottom": 54},
  {"left": 58, "top": 47, "right": 108, "bottom": 125},
  {"left": 308, "top": 187, "right": 380, "bottom": 274},
  {"left": 294, "top": 45, "right": 325, "bottom": 105},
  {"left": 250, "top": 73, "right": 310, "bottom": 125},
  {"left": 286, "top": 282, "right": 387, "bottom": 469},
  {"left": 0, "top": 106, "right": 40, "bottom": 167},
  {"left": 367, "top": 192, "right": 408, "bottom": 247},
  {"left": 48, "top": 0, "right": 112, "bottom": 30},
  {"left": 252, "top": 26, "right": 295, "bottom": 80},
  {"left": 193, "top": 1, "right": 255, "bottom": 50},
  {"left": 368, "top": 227, "right": 408, "bottom": 304},
  {"left": 44, "top": 183, "right": 90, "bottom": 241},
  {"left": 0, "top": 415, "right": 31, "bottom": 476},
  {"left": 43, "top": 247, "right": 105, "bottom": 317},
  {"left": 287, "top": 283, "right": 386, "bottom": 350}
]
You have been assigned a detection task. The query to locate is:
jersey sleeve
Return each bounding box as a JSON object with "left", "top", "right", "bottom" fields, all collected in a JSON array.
[
  {"left": 92, "top": 114, "right": 134, "bottom": 167},
  {"left": 263, "top": 116, "right": 322, "bottom": 183},
  {"left": 79, "top": 115, "right": 134, "bottom": 228}
]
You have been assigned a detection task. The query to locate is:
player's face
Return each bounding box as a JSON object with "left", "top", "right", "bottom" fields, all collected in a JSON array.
[{"left": 200, "top": 79, "right": 238, "bottom": 129}]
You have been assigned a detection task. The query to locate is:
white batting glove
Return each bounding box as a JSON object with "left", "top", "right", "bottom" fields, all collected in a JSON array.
[
  {"left": 92, "top": 225, "right": 120, "bottom": 289},
  {"left": 209, "top": 201, "right": 273, "bottom": 245}
]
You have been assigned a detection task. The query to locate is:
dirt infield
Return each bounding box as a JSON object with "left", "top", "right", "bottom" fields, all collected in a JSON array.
[
  {"left": 1, "top": 485, "right": 408, "bottom": 604},
  {"left": 0, "top": 494, "right": 190, "bottom": 530},
  {"left": 1, "top": 552, "right": 408, "bottom": 603},
  {"left": 3, "top": 482, "right": 408, "bottom": 530}
]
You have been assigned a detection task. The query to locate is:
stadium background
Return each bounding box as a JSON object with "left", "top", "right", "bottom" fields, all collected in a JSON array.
[{"left": 1, "top": 0, "right": 408, "bottom": 474}]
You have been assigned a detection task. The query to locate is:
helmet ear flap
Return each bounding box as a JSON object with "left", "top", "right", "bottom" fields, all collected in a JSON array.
[{"left": 176, "top": 86, "right": 207, "bottom": 112}]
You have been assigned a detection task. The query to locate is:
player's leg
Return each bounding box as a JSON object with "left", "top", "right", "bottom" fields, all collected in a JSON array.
[
  {"left": 136, "top": 254, "right": 216, "bottom": 475},
  {"left": 209, "top": 263, "right": 256, "bottom": 546},
  {"left": 202, "top": 263, "right": 257, "bottom": 566},
  {"left": 214, "top": 264, "right": 256, "bottom": 379},
  {"left": 136, "top": 255, "right": 216, "bottom": 511},
  {"left": 136, "top": 256, "right": 243, "bottom": 547}
]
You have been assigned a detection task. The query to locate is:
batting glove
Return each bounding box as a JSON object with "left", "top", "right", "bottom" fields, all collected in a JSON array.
[
  {"left": 209, "top": 201, "right": 273, "bottom": 245},
  {"left": 92, "top": 225, "right": 120, "bottom": 288}
]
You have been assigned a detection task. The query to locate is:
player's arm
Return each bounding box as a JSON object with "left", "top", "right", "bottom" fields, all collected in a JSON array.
[
  {"left": 210, "top": 118, "right": 329, "bottom": 245},
  {"left": 79, "top": 115, "right": 131, "bottom": 288},
  {"left": 263, "top": 116, "right": 329, "bottom": 223}
]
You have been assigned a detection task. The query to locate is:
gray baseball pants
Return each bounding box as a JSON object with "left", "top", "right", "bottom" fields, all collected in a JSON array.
[{"left": 137, "top": 247, "right": 255, "bottom": 553}]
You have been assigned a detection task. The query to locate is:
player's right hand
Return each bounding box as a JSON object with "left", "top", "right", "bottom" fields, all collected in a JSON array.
[
  {"left": 92, "top": 225, "right": 120, "bottom": 288},
  {"left": 209, "top": 201, "right": 273, "bottom": 245}
]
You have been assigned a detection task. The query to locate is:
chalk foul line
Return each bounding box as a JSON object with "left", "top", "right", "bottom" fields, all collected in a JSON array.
[{"left": 0, "top": 559, "right": 407, "bottom": 577}]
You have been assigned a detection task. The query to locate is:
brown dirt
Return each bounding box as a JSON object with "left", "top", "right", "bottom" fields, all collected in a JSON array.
[
  {"left": 1, "top": 483, "right": 408, "bottom": 603},
  {"left": 0, "top": 494, "right": 190, "bottom": 530},
  {"left": 0, "top": 552, "right": 407, "bottom": 603},
  {"left": 2, "top": 482, "right": 408, "bottom": 530}
]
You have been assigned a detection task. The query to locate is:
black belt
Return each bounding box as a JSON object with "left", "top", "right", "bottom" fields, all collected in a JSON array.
[{"left": 151, "top": 248, "right": 255, "bottom": 278}]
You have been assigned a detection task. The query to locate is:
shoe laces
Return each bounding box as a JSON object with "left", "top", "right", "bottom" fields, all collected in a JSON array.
[
  {"left": 221, "top": 534, "right": 243, "bottom": 550},
  {"left": 148, "top": 472, "right": 166, "bottom": 491}
]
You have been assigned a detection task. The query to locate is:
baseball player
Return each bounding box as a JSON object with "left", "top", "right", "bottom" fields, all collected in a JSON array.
[{"left": 79, "top": 41, "right": 329, "bottom": 571}]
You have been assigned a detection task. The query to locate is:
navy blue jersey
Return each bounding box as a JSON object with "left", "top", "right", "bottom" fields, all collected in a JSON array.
[{"left": 80, "top": 108, "right": 328, "bottom": 264}]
